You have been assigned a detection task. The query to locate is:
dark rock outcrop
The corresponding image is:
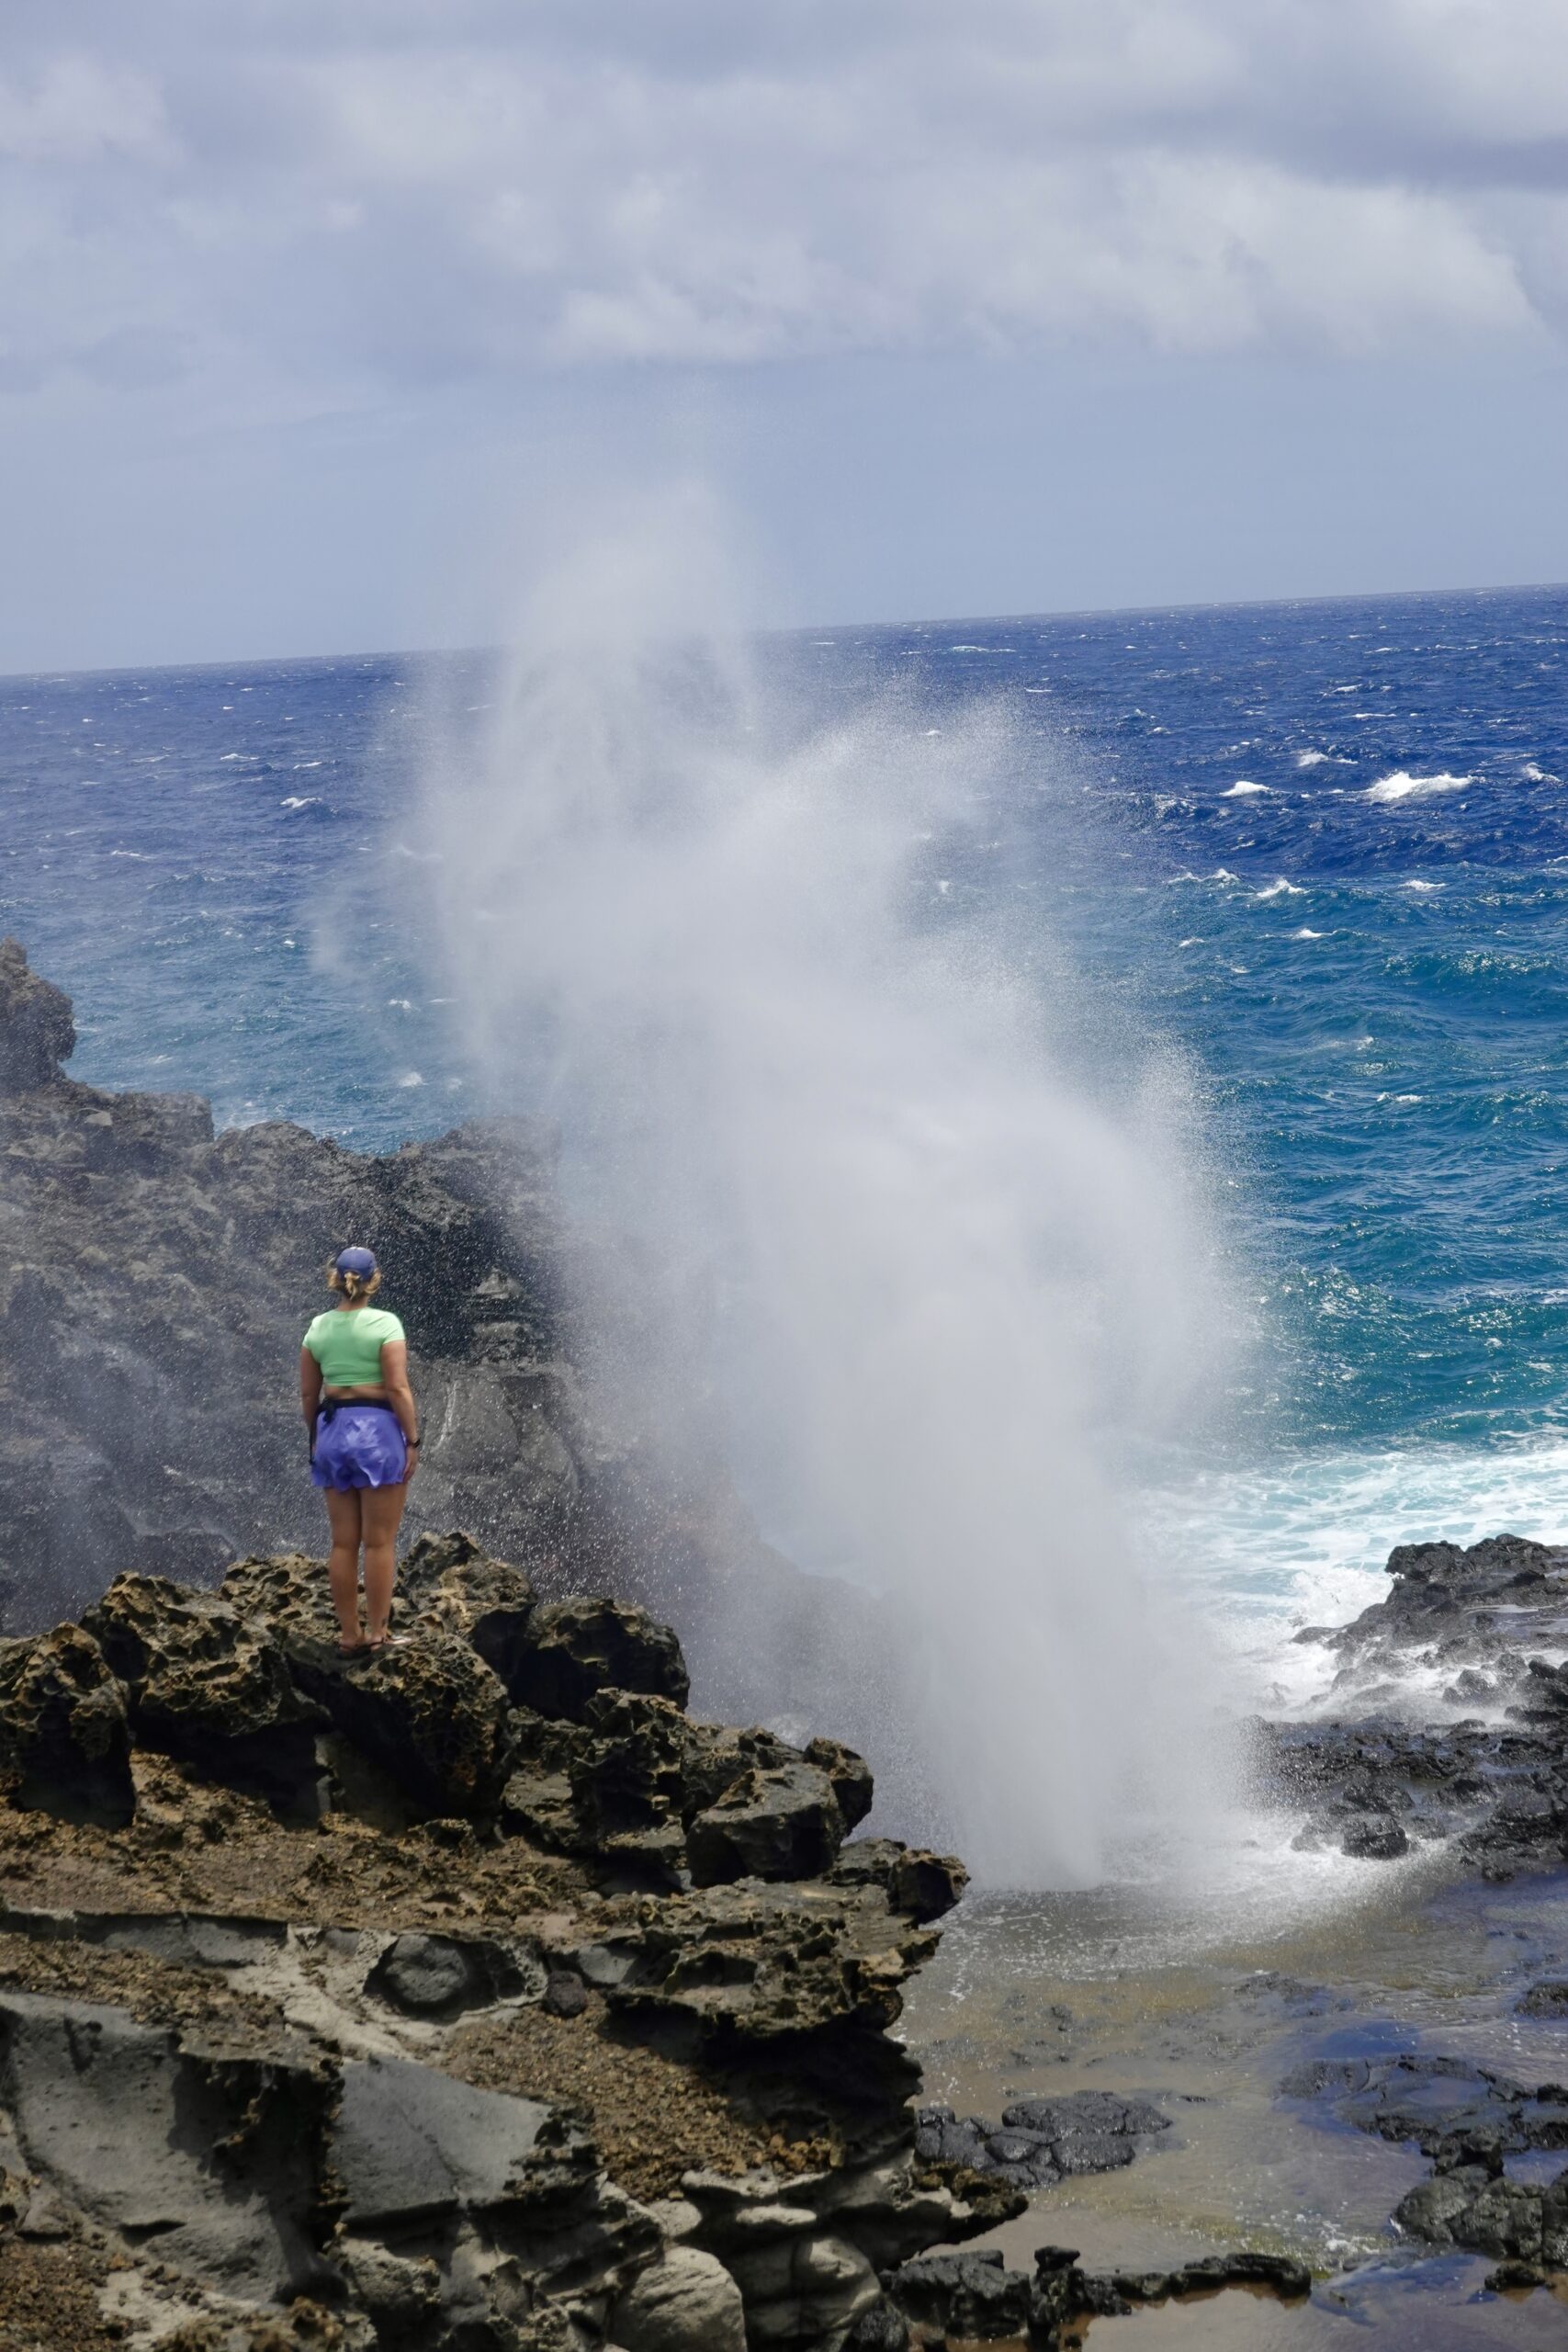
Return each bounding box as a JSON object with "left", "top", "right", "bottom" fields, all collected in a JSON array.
[
  {"left": 0, "top": 1541, "right": 976, "bottom": 2352},
  {"left": 82, "top": 1571, "right": 326, "bottom": 1809},
  {"left": 0, "top": 939, "right": 73, "bottom": 1091},
  {"left": 513, "top": 1595, "right": 691, "bottom": 1719},
  {"left": 1253, "top": 1529, "right": 1568, "bottom": 1872},
  {"left": 883, "top": 2240, "right": 1313, "bottom": 2346},
  {"left": 913, "top": 2091, "right": 1169, "bottom": 2190},
  {"left": 0, "top": 944, "right": 908, "bottom": 1771},
  {"left": 0, "top": 1623, "right": 133, "bottom": 1826}
]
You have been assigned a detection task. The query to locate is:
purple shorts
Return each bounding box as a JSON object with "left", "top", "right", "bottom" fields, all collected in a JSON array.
[{"left": 311, "top": 1403, "right": 408, "bottom": 1491}]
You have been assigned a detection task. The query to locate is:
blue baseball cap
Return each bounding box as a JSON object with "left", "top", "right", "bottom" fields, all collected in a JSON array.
[{"left": 334, "top": 1247, "right": 378, "bottom": 1278}]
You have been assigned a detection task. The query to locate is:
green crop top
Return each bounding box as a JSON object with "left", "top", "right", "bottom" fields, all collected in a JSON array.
[{"left": 303, "top": 1306, "right": 405, "bottom": 1388}]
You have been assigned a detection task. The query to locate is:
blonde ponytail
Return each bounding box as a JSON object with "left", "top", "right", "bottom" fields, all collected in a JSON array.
[{"left": 327, "top": 1261, "right": 382, "bottom": 1301}]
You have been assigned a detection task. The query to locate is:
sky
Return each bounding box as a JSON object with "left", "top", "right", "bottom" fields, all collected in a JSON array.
[{"left": 3, "top": 0, "right": 1567, "bottom": 671}]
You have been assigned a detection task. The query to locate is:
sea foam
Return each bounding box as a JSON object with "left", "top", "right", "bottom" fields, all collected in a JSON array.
[{"left": 1365, "top": 771, "right": 1472, "bottom": 804}]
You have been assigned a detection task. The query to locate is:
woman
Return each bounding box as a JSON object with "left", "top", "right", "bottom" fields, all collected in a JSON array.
[{"left": 299, "top": 1246, "right": 421, "bottom": 1655}]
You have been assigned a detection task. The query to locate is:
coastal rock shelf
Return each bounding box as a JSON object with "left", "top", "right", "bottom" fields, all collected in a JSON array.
[{"left": 0, "top": 1533, "right": 986, "bottom": 2351}]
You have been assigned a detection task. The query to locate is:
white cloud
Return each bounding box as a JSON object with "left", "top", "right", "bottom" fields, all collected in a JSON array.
[{"left": 0, "top": 0, "right": 1564, "bottom": 403}]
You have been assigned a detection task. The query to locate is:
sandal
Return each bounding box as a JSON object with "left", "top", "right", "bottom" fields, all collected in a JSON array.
[
  {"left": 367, "top": 1632, "right": 410, "bottom": 1651},
  {"left": 336, "top": 1635, "right": 369, "bottom": 1657}
]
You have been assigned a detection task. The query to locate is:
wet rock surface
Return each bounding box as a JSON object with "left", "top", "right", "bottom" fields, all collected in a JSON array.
[
  {"left": 0, "top": 1543, "right": 977, "bottom": 2350},
  {"left": 881, "top": 2241, "right": 1313, "bottom": 2345},
  {"left": 1251, "top": 1532, "right": 1568, "bottom": 1874},
  {"left": 913, "top": 2093, "right": 1170, "bottom": 2190}
]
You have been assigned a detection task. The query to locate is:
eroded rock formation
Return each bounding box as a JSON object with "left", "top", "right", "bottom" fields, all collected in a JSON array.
[{"left": 0, "top": 1535, "right": 982, "bottom": 2351}]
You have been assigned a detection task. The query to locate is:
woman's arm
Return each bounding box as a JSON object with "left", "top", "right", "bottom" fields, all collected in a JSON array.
[
  {"left": 299, "top": 1349, "right": 322, "bottom": 1450},
  {"left": 378, "top": 1337, "right": 420, "bottom": 1475}
]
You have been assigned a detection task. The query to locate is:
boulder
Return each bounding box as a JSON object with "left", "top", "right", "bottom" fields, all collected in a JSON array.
[
  {"left": 365, "top": 1928, "right": 542, "bottom": 2018},
  {"left": 293, "top": 1634, "right": 513, "bottom": 1819},
  {"left": 220, "top": 1553, "right": 342, "bottom": 1649},
  {"left": 0, "top": 937, "right": 73, "bottom": 1091},
  {"left": 912, "top": 2093, "right": 1168, "bottom": 2190},
  {"left": 1395, "top": 2169, "right": 1550, "bottom": 2261},
  {"left": 827, "top": 1838, "right": 968, "bottom": 1924},
  {"left": 889, "top": 2249, "right": 1032, "bottom": 2340},
  {"left": 512, "top": 1595, "right": 690, "bottom": 1720},
  {"left": 83, "top": 1573, "right": 326, "bottom": 1808},
  {"left": 0, "top": 1623, "right": 133, "bottom": 1826},
  {"left": 613, "top": 2246, "right": 748, "bottom": 2352},
  {"left": 804, "top": 1736, "right": 874, "bottom": 1832},
  {"left": 844, "top": 2305, "right": 910, "bottom": 2351},
  {"left": 399, "top": 1529, "right": 537, "bottom": 1690},
  {"left": 1341, "top": 1815, "right": 1409, "bottom": 1860},
  {"left": 686, "top": 1756, "right": 845, "bottom": 1886},
  {"left": 728, "top": 2227, "right": 880, "bottom": 2347}
]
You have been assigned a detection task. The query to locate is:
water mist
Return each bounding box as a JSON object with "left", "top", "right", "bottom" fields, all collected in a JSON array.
[{"left": 404, "top": 509, "right": 1233, "bottom": 1887}]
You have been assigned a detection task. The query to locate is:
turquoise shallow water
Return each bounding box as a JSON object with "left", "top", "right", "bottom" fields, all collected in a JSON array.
[{"left": 5, "top": 586, "right": 1568, "bottom": 1668}]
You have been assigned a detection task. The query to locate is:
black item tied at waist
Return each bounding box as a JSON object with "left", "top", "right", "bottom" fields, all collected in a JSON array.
[{"left": 316, "top": 1396, "right": 397, "bottom": 1427}]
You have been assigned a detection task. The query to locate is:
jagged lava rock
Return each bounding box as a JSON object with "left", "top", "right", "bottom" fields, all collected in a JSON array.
[
  {"left": 0, "top": 1539, "right": 987, "bottom": 2351},
  {"left": 399, "top": 1525, "right": 537, "bottom": 1688},
  {"left": 513, "top": 1594, "right": 691, "bottom": 1718},
  {"left": 0, "top": 1622, "right": 133, "bottom": 1826},
  {"left": 83, "top": 1571, "right": 326, "bottom": 1808}
]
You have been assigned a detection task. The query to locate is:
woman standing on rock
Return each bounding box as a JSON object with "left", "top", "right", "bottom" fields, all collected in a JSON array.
[{"left": 300, "top": 1247, "right": 420, "bottom": 1656}]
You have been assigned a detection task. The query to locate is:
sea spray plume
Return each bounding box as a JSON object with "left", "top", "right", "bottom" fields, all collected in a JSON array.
[{"left": 403, "top": 521, "right": 1232, "bottom": 1885}]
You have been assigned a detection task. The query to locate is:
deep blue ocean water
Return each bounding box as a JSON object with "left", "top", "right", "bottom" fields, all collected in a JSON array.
[{"left": 6, "top": 584, "right": 1568, "bottom": 1670}]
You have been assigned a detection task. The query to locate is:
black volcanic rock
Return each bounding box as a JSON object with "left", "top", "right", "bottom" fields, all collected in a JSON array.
[
  {"left": 912, "top": 2091, "right": 1168, "bottom": 2190},
  {"left": 0, "top": 937, "right": 74, "bottom": 1091}
]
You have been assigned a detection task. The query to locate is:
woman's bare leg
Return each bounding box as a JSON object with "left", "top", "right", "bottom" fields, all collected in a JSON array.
[
  {"left": 324, "top": 1487, "right": 366, "bottom": 1645},
  {"left": 361, "top": 1482, "right": 408, "bottom": 1642}
]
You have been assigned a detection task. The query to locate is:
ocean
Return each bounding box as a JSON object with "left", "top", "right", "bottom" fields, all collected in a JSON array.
[{"left": 6, "top": 582, "right": 1568, "bottom": 1699}]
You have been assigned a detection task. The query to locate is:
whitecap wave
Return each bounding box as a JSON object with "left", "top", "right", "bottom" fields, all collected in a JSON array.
[
  {"left": 1295, "top": 750, "right": 1332, "bottom": 767},
  {"left": 1292, "top": 927, "right": 1325, "bottom": 939},
  {"left": 1525, "top": 763, "right": 1561, "bottom": 784},
  {"left": 279, "top": 796, "right": 321, "bottom": 811},
  {"left": 1402, "top": 877, "right": 1445, "bottom": 892},
  {"left": 1254, "top": 878, "right": 1305, "bottom": 900},
  {"left": 1365, "top": 770, "right": 1472, "bottom": 804},
  {"left": 1224, "top": 779, "right": 1269, "bottom": 797}
]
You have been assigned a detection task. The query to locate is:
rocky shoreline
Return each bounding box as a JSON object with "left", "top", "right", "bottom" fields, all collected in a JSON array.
[
  {"left": 6, "top": 938, "right": 1568, "bottom": 2343},
  {"left": 0, "top": 1532, "right": 999, "bottom": 2349}
]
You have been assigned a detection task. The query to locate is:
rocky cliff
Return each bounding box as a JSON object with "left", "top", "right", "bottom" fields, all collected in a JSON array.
[
  {"left": 0, "top": 1534, "right": 996, "bottom": 2352},
  {"left": 0, "top": 941, "right": 886, "bottom": 1746}
]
